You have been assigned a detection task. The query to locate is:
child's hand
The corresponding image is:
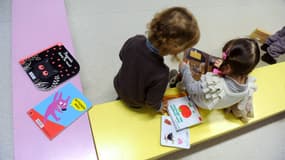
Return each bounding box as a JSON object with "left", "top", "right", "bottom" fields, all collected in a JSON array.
[
  {"left": 179, "top": 61, "right": 188, "bottom": 72},
  {"left": 159, "top": 100, "right": 168, "bottom": 114},
  {"left": 214, "top": 59, "right": 223, "bottom": 68},
  {"left": 199, "top": 62, "right": 206, "bottom": 73}
]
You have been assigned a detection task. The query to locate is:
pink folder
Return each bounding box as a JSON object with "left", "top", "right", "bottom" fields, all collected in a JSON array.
[{"left": 12, "top": 0, "right": 97, "bottom": 159}]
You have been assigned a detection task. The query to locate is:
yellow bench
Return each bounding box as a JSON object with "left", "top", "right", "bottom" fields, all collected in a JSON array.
[{"left": 88, "top": 62, "right": 285, "bottom": 160}]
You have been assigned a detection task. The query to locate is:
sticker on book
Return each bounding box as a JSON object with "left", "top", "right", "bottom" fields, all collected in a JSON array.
[
  {"left": 167, "top": 96, "right": 202, "bottom": 131},
  {"left": 160, "top": 115, "right": 190, "bottom": 149},
  {"left": 19, "top": 43, "right": 80, "bottom": 91},
  {"left": 27, "top": 83, "right": 92, "bottom": 140}
]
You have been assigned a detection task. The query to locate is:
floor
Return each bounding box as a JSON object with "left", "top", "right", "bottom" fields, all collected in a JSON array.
[{"left": 1, "top": 0, "right": 285, "bottom": 159}]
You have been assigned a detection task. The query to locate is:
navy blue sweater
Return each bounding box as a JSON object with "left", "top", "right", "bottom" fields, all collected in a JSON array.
[{"left": 114, "top": 35, "right": 169, "bottom": 110}]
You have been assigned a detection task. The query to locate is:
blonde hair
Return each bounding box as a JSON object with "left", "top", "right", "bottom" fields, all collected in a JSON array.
[{"left": 147, "top": 7, "right": 200, "bottom": 56}]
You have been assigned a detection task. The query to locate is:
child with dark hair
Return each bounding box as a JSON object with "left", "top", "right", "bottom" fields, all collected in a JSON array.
[
  {"left": 114, "top": 6, "right": 200, "bottom": 113},
  {"left": 261, "top": 26, "right": 285, "bottom": 64},
  {"left": 179, "top": 38, "right": 260, "bottom": 122}
]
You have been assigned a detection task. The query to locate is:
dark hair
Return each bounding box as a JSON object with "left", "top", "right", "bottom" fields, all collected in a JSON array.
[
  {"left": 147, "top": 7, "right": 200, "bottom": 55},
  {"left": 222, "top": 38, "right": 260, "bottom": 76}
]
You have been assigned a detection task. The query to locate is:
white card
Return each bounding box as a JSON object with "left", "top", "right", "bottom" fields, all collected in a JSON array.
[{"left": 160, "top": 115, "right": 190, "bottom": 149}]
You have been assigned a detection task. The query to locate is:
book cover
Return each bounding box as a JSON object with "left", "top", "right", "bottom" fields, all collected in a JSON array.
[
  {"left": 19, "top": 43, "right": 80, "bottom": 91},
  {"left": 160, "top": 115, "right": 190, "bottom": 149},
  {"left": 167, "top": 96, "right": 202, "bottom": 131},
  {"left": 184, "top": 48, "right": 221, "bottom": 80},
  {"left": 27, "top": 83, "right": 92, "bottom": 140}
]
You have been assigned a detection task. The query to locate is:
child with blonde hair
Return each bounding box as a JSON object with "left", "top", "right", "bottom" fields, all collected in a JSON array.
[
  {"left": 179, "top": 38, "right": 260, "bottom": 122},
  {"left": 114, "top": 6, "right": 200, "bottom": 113}
]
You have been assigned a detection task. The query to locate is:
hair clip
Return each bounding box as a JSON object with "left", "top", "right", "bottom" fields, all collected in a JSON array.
[{"left": 222, "top": 52, "right": 227, "bottom": 60}]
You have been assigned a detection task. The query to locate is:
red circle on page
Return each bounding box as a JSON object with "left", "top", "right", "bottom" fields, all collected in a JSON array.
[{"left": 179, "top": 105, "right": 192, "bottom": 118}]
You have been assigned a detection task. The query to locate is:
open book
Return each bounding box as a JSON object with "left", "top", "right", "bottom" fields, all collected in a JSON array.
[
  {"left": 27, "top": 83, "right": 92, "bottom": 140},
  {"left": 167, "top": 96, "right": 202, "bottom": 131},
  {"left": 184, "top": 48, "right": 221, "bottom": 80}
]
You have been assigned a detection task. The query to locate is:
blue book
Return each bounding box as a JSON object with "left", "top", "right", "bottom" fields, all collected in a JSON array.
[{"left": 27, "top": 83, "right": 92, "bottom": 140}]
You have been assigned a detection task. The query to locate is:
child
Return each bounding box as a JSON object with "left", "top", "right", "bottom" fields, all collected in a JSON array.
[
  {"left": 113, "top": 7, "right": 200, "bottom": 113},
  {"left": 179, "top": 38, "right": 260, "bottom": 122},
  {"left": 261, "top": 26, "right": 285, "bottom": 64}
]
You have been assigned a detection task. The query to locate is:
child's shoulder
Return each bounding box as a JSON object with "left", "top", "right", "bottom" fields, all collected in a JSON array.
[
  {"left": 127, "top": 34, "right": 146, "bottom": 41},
  {"left": 121, "top": 35, "right": 146, "bottom": 50},
  {"left": 247, "top": 76, "right": 256, "bottom": 83},
  {"left": 201, "top": 72, "right": 224, "bottom": 83},
  {"left": 124, "top": 35, "right": 146, "bottom": 46},
  {"left": 246, "top": 76, "right": 257, "bottom": 93}
]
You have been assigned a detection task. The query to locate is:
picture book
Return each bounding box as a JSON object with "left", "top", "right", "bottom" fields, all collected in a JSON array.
[
  {"left": 19, "top": 43, "right": 80, "bottom": 91},
  {"left": 27, "top": 83, "right": 92, "bottom": 140},
  {"left": 167, "top": 96, "right": 202, "bottom": 131},
  {"left": 160, "top": 115, "right": 190, "bottom": 149},
  {"left": 183, "top": 48, "right": 221, "bottom": 80}
]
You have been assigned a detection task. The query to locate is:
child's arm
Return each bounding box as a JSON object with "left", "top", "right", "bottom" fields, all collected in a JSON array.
[
  {"left": 145, "top": 76, "right": 169, "bottom": 112},
  {"left": 179, "top": 61, "right": 226, "bottom": 110},
  {"left": 179, "top": 62, "right": 204, "bottom": 95},
  {"left": 158, "top": 100, "right": 168, "bottom": 114},
  {"left": 118, "top": 36, "right": 134, "bottom": 60}
]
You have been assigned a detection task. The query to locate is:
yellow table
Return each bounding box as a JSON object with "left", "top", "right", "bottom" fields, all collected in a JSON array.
[{"left": 88, "top": 62, "right": 285, "bottom": 160}]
